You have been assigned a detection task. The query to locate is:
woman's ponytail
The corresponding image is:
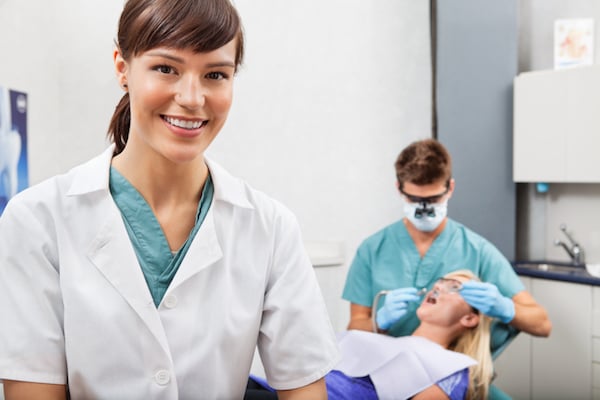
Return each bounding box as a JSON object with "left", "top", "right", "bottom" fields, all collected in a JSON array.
[{"left": 107, "top": 93, "right": 131, "bottom": 155}]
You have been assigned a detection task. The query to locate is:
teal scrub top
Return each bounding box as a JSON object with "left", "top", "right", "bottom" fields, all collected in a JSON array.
[
  {"left": 342, "top": 218, "right": 524, "bottom": 352},
  {"left": 109, "top": 167, "right": 214, "bottom": 307}
]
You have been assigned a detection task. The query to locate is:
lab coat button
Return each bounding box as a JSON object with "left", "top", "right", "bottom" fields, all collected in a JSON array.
[
  {"left": 164, "top": 295, "right": 178, "bottom": 308},
  {"left": 154, "top": 369, "right": 170, "bottom": 385}
]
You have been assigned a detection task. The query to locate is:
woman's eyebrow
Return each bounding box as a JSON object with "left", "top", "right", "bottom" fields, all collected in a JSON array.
[
  {"left": 146, "top": 51, "right": 185, "bottom": 63},
  {"left": 205, "top": 61, "right": 236, "bottom": 69},
  {"left": 145, "top": 51, "right": 235, "bottom": 69}
]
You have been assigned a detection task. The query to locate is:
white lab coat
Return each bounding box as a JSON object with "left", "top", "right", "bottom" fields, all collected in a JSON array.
[{"left": 0, "top": 146, "right": 339, "bottom": 400}]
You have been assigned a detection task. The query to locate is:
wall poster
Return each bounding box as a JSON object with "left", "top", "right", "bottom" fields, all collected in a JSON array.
[
  {"left": 554, "top": 18, "right": 594, "bottom": 69},
  {"left": 0, "top": 86, "right": 28, "bottom": 215}
]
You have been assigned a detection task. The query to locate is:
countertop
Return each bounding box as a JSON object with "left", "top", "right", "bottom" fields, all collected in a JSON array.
[{"left": 512, "top": 260, "right": 600, "bottom": 286}]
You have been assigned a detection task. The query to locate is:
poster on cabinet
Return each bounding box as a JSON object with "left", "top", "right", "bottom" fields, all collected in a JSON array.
[
  {"left": 0, "top": 86, "right": 28, "bottom": 215},
  {"left": 554, "top": 18, "right": 594, "bottom": 69}
]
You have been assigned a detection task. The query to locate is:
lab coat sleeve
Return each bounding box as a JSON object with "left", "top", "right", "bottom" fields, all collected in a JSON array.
[
  {"left": 257, "top": 209, "right": 340, "bottom": 390},
  {"left": 0, "top": 196, "right": 67, "bottom": 384}
]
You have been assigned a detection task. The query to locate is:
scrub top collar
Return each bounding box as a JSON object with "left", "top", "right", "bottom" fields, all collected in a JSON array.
[{"left": 66, "top": 145, "right": 255, "bottom": 211}]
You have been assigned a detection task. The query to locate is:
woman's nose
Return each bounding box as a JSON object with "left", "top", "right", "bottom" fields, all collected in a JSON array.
[{"left": 175, "top": 77, "right": 205, "bottom": 109}]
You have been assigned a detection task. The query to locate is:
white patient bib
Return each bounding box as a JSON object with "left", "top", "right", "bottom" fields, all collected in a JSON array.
[{"left": 335, "top": 330, "right": 477, "bottom": 400}]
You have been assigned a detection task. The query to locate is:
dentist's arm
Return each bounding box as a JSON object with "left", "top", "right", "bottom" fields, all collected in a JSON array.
[
  {"left": 510, "top": 291, "right": 552, "bottom": 337},
  {"left": 348, "top": 303, "right": 375, "bottom": 332},
  {"left": 3, "top": 380, "right": 67, "bottom": 400},
  {"left": 460, "top": 282, "right": 551, "bottom": 337}
]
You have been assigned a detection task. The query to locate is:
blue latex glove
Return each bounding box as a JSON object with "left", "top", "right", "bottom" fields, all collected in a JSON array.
[
  {"left": 460, "top": 281, "right": 515, "bottom": 323},
  {"left": 376, "top": 287, "right": 420, "bottom": 330}
]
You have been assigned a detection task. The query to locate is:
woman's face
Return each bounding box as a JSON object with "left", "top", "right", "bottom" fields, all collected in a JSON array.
[
  {"left": 416, "top": 275, "right": 475, "bottom": 327},
  {"left": 114, "top": 40, "right": 237, "bottom": 164}
]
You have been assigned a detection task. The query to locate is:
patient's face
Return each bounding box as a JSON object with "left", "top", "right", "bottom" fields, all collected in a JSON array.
[{"left": 416, "top": 274, "right": 473, "bottom": 326}]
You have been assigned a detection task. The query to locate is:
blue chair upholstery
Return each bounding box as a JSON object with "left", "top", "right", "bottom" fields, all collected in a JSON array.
[
  {"left": 489, "top": 321, "right": 520, "bottom": 399},
  {"left": 490, "top": 320, "right": 520, "bottom": 360},
  {"left": 489, "top": 383, "right": 513, "bottom": 400}
]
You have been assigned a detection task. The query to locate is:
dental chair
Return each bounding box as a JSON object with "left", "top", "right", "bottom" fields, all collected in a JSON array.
[
  {"left": 491, "top": 321, "right": 520, "bottom": 360},
  {"left": 490, "top": 321, "right": 520, "bottom": 400}
]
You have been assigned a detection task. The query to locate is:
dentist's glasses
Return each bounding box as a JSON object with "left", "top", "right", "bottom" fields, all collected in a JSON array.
[
  {"left": 399, "top": 185, "right": 450, "bottom": 219},
  {"left": 399, "top": 186, "right": 450, "bottom": 205}
]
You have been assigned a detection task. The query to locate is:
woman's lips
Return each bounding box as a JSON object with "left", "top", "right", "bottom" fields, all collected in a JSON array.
[
  {"left": 161, "top": 115, "right": 207, "bottom": 137},
  {"left": 162, "top": 115, "right": 207, "bottom": 130}
]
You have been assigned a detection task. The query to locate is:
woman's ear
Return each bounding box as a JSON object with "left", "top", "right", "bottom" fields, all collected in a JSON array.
[
  {"left": 460, "top": 311, "right": 479, "bottom": 329},
  {"left": 114, "top": 49, "right": 129, "bottom": 90}
]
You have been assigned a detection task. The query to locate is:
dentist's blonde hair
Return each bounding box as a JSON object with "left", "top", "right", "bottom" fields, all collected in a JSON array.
[{"left": 445, "top": 269, "right": 493, "bottom": 400}]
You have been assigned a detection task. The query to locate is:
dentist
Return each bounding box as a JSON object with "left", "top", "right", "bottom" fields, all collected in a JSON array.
[
  {"left": 343, "top": 139, "right": 552, "bottom": 348},
  {"left": 0, "top": 1, "right": 338, "bottom": 399}
]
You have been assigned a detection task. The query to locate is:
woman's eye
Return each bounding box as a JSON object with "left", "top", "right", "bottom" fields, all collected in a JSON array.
[
  {"left": 206, "top": 71, "right": 227, "bottom": 80},
  {"left": 154, "top": 65, "right": 175, "bottom": 74}
]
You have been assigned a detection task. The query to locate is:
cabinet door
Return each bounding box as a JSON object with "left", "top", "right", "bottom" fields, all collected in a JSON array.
[
  {"left": 513, "top": 69, "right": 568, "bottom": 182},
  {"left": 564, "top": 67, "right": 600, "bottom": 182},
  {"left": 514, "top": 65, "right": 600, "bottom": 183},
  {"left": 593, "top": 287, "right": 600, "bottom": 396},
  {"left": 531, "top": 279, "right": 591, "bottom": 399}
]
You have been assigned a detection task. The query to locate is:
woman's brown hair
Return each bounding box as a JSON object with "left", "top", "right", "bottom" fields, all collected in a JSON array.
[{"left": 107, "top": 0, "right": 245, "bottom": 155}]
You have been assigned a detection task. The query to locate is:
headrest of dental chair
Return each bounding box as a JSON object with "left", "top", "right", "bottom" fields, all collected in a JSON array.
[{"left": 490, "top": 321, "right": 520, "bottom": 360}]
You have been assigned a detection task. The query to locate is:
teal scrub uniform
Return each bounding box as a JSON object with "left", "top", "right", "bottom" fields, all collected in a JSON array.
[
  {"left": 342, "top": 218, "right": 524, "bottom": 352},
  {"left": 110, "top": 167, "right": 214, "bottom": 307}
]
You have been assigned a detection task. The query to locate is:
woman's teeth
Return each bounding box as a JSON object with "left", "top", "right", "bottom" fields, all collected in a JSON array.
[{"left": 164, "top": 116, "right": 204, "bottom": 129}]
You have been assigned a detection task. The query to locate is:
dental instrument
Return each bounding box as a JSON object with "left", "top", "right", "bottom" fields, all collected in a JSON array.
[{"left": 371, "top": 287, "right": 427, "bottom": 333}]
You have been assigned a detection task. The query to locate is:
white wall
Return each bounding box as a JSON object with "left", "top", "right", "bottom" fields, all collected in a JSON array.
[
  {"left": 210, "top": 0, "right": 431, "bottom": 330},
  {"left": 0, "top": 0, "right": 430, "bottom": 338},
  {"left": 0, "top": 0, "right": 121, "bottom": 184},
  {"left": 53, "top": 0, "right": 124, "bottom": 169},
  {"left": 0, "top": 1, "right": 61, "bottom": 184}
]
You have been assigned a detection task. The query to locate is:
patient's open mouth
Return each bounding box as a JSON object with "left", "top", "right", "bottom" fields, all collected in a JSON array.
[{"left": 426, "top": 290, "right": 440, "bottom": 304}]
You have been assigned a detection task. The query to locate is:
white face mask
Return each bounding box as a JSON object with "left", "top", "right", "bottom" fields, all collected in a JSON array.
[{"left": 403, "top": 201, "right": 448, "bottom": 232}]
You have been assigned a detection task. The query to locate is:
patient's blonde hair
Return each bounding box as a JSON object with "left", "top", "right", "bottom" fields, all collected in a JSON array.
[{"left": 445, "top": 270, "right": 493, "bottom": 400}]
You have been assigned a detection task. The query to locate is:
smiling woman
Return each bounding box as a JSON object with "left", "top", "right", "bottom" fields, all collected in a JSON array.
[
  {"left": 112, "top": 43, "right": 238, "bottom": 174},
  {"left": 0, "top": 1, "right": 339, "bottom": 399}
]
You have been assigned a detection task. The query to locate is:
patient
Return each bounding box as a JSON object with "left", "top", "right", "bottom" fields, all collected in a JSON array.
[{"left": 246, "top": 270, "right": 493, "bottom": 400}]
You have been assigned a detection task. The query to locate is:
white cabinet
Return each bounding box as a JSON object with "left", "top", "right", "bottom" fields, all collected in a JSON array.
[
  {"left": 494, "top": 277, "right": 593, "bottom": 399},
  {"left": 593, "top": 287, "right": 600, "bottom": 399},
  {"left": 531, "top": 279, "right": 591, "bottom": 399},
  {"left": 513, "top": 65, "right": 600, "bottom": 183}
]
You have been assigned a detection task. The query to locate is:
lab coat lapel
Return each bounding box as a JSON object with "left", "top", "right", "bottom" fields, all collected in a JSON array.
[
  {"left": 169, "top": 207, "right": 223, "bottom": 290},
  {"left": 87, "top": 209, "right": 172, "bottom": 356}
]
